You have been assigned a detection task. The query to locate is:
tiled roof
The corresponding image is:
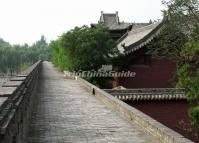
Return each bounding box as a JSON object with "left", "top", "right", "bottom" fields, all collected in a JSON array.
[
  {"left": 100, "top": 12, "right": 132, "bottom": 30},
  {"left": 104, "top": 88, "right": 186, "bottom": 101},
  {"left": 91, "top": 12, "right": 134, "bottom": 31},
  {"left": 92, "top": 12, "right": 165, "bottom": 54},
  {"left": 117, "top": 21, "right": 164, "bottom": 54}
]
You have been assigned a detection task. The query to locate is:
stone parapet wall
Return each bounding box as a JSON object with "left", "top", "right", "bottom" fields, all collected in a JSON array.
[
  {"left": 0, "top": 61, "right": 41, "bottom": 143},
  {"left": 65, "top": 73, "right": 193, "bottom": 143}
]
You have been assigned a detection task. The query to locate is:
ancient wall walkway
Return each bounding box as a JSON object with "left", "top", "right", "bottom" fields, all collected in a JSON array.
[{"left": 27, "top": 62, "right": 158, "bottom": 143}]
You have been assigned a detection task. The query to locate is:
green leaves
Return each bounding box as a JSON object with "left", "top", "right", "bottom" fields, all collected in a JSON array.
[
  {"left": 188, "top": 106, "right": 199, "bottom": 138},
  {"left": 148, "top": 23, "right": 187, "bottom": 61},
  {"left": 180, "top": 40, "right": 199, "bottom": 63},
  {"left": 152, "top": 0, "right": 199, "bottom": 138},
  {"left": 0, "top": 36, "right": 51, "bottom": 74},
  {"left": 50, "top": 25, "right": 118, "bottom": 88},
  {"left": 149, "top": 0, "right": 198, "bottom": 62},
  {"left": 51, "top": 25, "right": 118, "bottom": 72},
  {"left": 177, "top": 64, "right": 199, "bottom": 101},
  {"left": 177, "top": 24, "right": 199, "bottom": 138}
]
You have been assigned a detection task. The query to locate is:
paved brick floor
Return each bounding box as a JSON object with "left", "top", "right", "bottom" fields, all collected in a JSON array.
[{"left": 27, "top": 62, "right": 158, "bottom": 143}]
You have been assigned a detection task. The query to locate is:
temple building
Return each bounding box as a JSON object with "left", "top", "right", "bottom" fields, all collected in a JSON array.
[
  {"left": 92, "top": 12, "right": 197, "bottom": 142},
  {"left": 92, "top": 12, "right": 177, "bottom": 88},
  {"left": 116, "top": 18, "right": 178, "bottom": 88},
  {"left": 91, "top": 11, "right": 150, "bottom": 40}
]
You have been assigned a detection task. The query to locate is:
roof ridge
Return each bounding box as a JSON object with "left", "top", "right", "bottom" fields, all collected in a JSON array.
[
  {"left": 103, "top": 13, "right": 116, "bottom": 15},
  {"left": 125, "top": 21, "right": 165, "bottom": 54},
  {"left": 117, "top": 20, "right": 165, "bottom": 54},
  {"left": 129, "top": 22, "right": 161, "bottom": 34}
]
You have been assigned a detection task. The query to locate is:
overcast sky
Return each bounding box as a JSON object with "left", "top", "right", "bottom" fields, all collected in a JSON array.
[{"left": 0, "top": 0, "right": 165, "bottom": 45}]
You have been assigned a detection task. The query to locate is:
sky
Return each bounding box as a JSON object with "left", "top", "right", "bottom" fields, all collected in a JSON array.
[{"left": 0, "top": 0, "right": 165, "bottom": 45}]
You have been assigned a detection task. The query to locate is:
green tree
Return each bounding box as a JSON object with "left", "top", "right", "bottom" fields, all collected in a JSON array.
[
  {"left": 160, "top": 0, "right": 199, "bottom": 137},
  {"left": 51, "top": 25, "right": 118, "bottom": 88},
  {"left": 51, "top": 25, "right": 118, "bottom": 71},
  {"left": 147, "top": 0, "right": 199, "bottom": 138},
  {"left": 0, "top": 35, "right": 52, "bottom": 75}
]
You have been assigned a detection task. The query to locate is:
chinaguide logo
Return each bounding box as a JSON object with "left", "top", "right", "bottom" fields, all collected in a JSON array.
[{"left": 64, "top": 65, "right": 136, "bottom": 78}]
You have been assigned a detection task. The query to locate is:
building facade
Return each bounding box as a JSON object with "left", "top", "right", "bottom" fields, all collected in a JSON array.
[{"left": 93, "top": 12, "right": 177, "bottom": 88}]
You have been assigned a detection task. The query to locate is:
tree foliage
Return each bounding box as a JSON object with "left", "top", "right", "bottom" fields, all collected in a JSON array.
[
  {"left": 50, "top": 25, "right": 118, "bottom": 88},
  {"left": 177, "top": 26, "right": 199, "bottom": 138},
  {"left": 51, "top": 25, "right": 118, "bottom": 71},
  {"left": 148, "top": 0, "right": 199, "bottom": 138},
  {"left": 148, "top": 23, "right": 188, "bottom": 61},
  {"left": 148, "top": 0, "right": 198, "bottom": 62},
  {"left": 0, "top": 36, "right": 51, "bottom": 75},
  {"left": 149, "top": 0, "right": 199, "bottom": 138}
]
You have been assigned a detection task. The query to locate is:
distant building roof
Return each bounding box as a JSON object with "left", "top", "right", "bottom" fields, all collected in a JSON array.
[
  {"left": 91, "top": 11, "right": 165, "bottom": 53},
  {"left": 117, "top": 20, "right": 165, "bottom": 55},
  {"left": 91, "top": 11, "right": 133, "bottom": 31}
]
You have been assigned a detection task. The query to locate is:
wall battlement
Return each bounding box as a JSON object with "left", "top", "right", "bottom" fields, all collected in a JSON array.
[{"left": 0, "top": 61, "right": 41, "bottom": 143}]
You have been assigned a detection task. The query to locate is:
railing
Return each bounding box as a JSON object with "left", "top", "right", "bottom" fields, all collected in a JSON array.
[
  {"left": 104, "top": 88, "right": 186, "bottom": 101},
  {"left": 0, "top": 61, "right": 41, "bottom": 143}
]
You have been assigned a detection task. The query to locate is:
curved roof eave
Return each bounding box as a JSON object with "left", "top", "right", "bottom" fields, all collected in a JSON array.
[{"left": 117, "top": 20, "right": 165, "bottom": 55}]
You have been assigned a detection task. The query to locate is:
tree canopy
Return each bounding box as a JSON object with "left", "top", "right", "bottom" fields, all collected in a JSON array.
[
  {"left": 149, "top": 0, "right": 199, "bottom": 139},
  {"left": 51, "top": 25, "right": 118, "bottom": 71},
  {"left": 50, "top": 25, "right": 118, "bottom": 88},
  {"left": 0, "top": 36, "right": 51, "bottom": 75}
]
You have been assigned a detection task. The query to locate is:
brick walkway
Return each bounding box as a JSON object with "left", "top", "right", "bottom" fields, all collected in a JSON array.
[{"left": 27, "top": 62, "right": 158, "bottom": 143}]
